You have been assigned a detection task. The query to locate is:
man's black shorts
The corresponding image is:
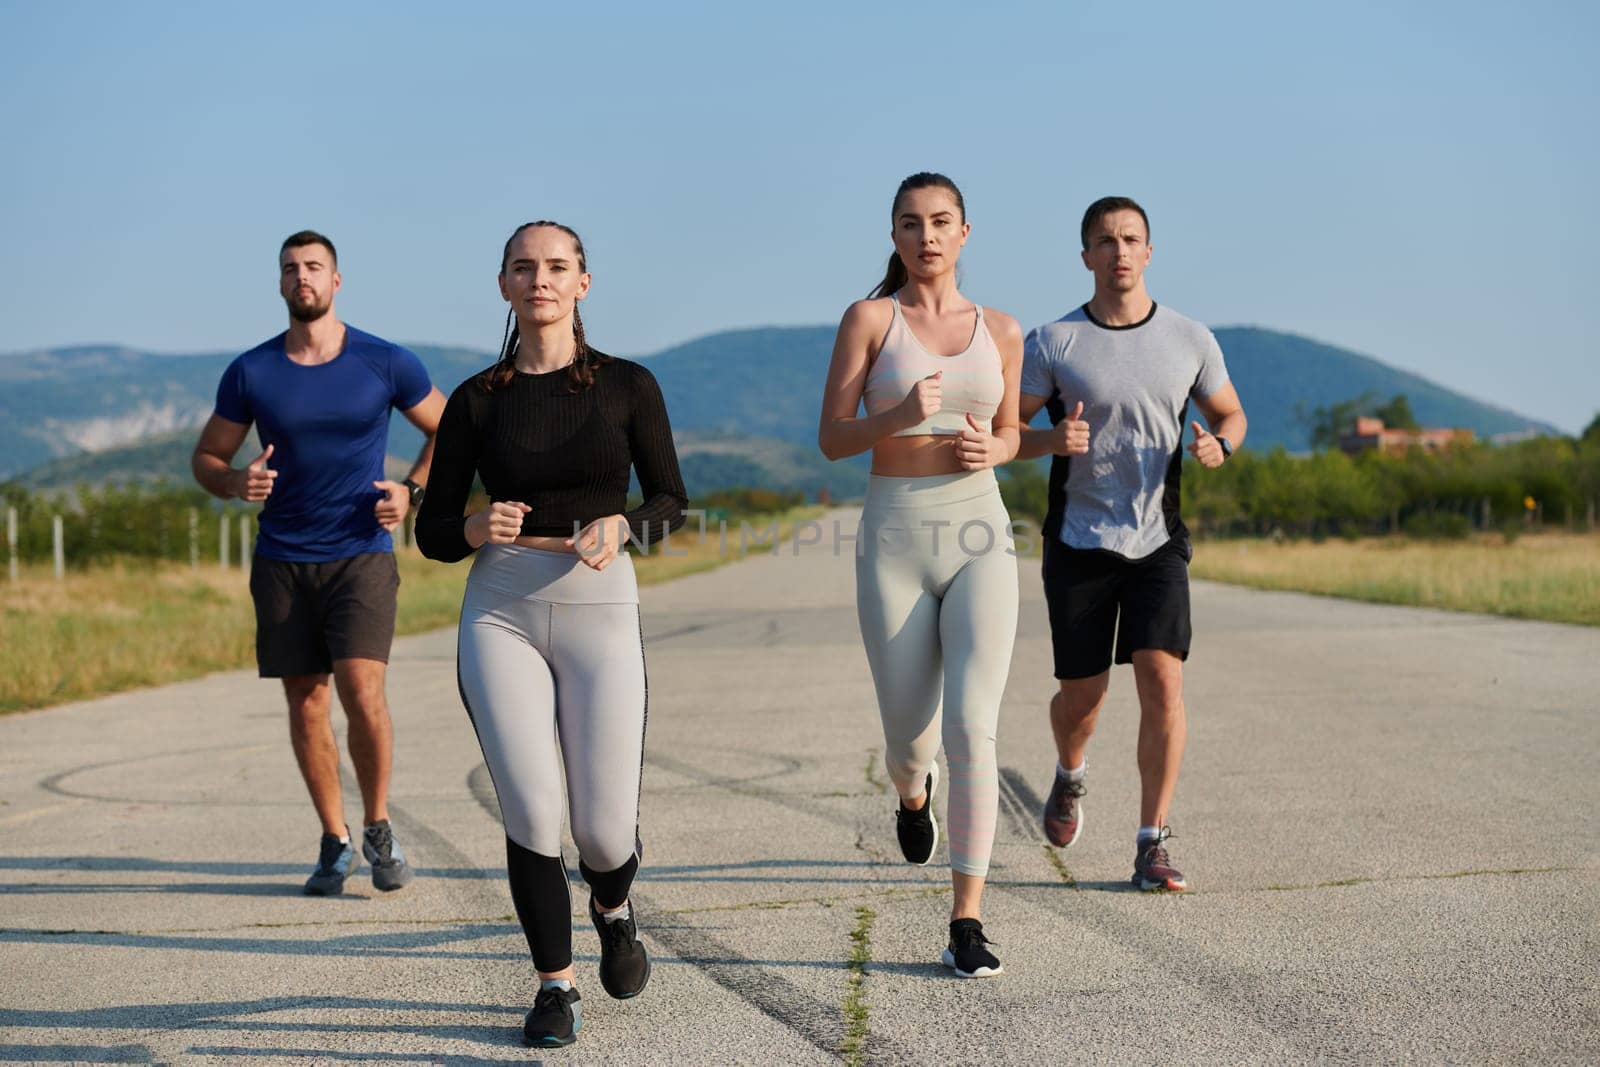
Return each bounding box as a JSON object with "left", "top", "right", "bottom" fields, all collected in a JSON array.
[
  {"left": 1041, "top": 537, "right": 1191, "bottom": 680},
  {"left": 249, "top": 551, "right": 400, "bottom": 677}
]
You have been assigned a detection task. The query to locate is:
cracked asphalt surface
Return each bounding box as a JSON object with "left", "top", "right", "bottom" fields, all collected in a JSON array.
[{"left": 2, "top": 514, "right": 1597, "bottom": 1064}]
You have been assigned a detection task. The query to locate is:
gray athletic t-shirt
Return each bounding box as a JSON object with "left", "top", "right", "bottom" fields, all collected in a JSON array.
[{"left": 1021, "top": 303, "right": 1230, "bottom": 560}]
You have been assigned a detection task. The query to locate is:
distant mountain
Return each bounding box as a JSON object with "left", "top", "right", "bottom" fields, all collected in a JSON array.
[
  {"left": 0, "top": 325, "right": 1562, "bottom": 488},
  {"left": 12, "top": 424, "right": 867, "bottom": 503},
  {"left": 1212, "top": 327, "right": 1553, "bottom": 451}
]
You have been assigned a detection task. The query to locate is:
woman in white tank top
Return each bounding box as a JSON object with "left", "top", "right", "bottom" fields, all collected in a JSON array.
[{"left": 818, "top": 172, "right": 1025, "bottom": 978}]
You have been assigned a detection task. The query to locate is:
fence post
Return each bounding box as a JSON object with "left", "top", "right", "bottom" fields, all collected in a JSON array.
[
  {"left": 240, "top": 514, "right": 251, "bottom": 573},
  {"left": 53, "top": 514, "right": 65, "bottom": 580},
  {"left": 220, "top": 514, "right": 230, "bottom": 569},
  {"left": 6, "top": 506, "right": 16, "bottom": 582},
  {"left": 189, "top": 508, "right": 199, "bottom": 571}
]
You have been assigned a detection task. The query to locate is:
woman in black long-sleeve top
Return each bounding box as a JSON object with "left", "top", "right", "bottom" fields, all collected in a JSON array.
[{"left": 415, "top": 220, "right": 687, "bottom": 1049}]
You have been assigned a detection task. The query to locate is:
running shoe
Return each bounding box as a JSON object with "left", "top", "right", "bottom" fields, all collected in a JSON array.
[
  {"left": 941, "top": 918, "right": 1003, "bottom": 978},
  {"left": 590, "top": 898, "right": 651, "bottom": 999},
  {"left": 303, "top": 831, "right": 359, "bottom": 896},
  {"left": 523, "top": 985, "right": 582, "bottom": 1048},
  {"left": 362, "top": 819, "right": 413, "bottom": 891},
  {"left": 1131, "top": 826, "right": 1188, "bottom": 891},
  {"left": 1042, "top": 769, "right": 1087, "bottom": 848},
  {"left": 895, "top": 763, "right": 940, "bottom": 866}
]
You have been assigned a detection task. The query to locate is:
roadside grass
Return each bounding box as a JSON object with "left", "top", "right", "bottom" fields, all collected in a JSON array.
[
  {"left": 1190, "top": 531, "right": 1600, "bottom": 626},
  {"left": 0, "top": 507, "right": 820, "bottom": 715}
]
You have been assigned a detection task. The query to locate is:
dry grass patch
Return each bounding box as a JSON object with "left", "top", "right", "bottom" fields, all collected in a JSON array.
[
  {"left": 0, "top": 508, "right": 821, "bottom": 715},
  {"left": 1190, "top": 531, "right": 1600, "bottom": 626}
]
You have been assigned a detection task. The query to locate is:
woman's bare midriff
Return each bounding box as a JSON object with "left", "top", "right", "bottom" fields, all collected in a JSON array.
[
  {"left": 512, "top": 535, "right": 577, "bottom": 553},
  {"left": 870, "top": 435, "right": 971, "bottom": 477}
]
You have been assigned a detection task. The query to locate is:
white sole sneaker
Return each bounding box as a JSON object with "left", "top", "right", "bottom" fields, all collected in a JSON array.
[{"left": 940, "top": 948, "right": 1003, "bottom": 979}]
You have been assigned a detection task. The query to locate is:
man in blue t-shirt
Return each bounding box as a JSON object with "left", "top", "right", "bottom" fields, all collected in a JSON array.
[
  {"left": 1016, "top": 198, "right": 1248, "bottom": 894},
  {"left": 192, "top": 230, "right": 446, "bottom": 897}
]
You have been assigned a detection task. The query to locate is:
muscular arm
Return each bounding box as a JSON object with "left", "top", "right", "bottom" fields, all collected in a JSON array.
[
  {"left": 398, "top": 386, "right": 447, "bottom": 486},
  {"left": 1014, "top": 394, "right": 1056, "bottom": 460},
  {"left": 191, "top": 414, "right": 267, "bottom": 500},
  {"left": 1194, "top": 383, "right": 1247, "bottom": 449},
  {"left": 1015, "top": 392, "right": 1090, "bottom": 461}
]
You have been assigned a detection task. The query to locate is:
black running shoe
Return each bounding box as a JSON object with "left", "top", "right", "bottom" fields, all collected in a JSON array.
[
  {"left": 1042, "top": 770, "right": 1086, "bottom": 848},
  {"left": 303, "top": 831, "right": 358, "bottom": 896},
  {"left": 895, "top": 762, "right": 940, "bottom": 866},
  {"left": 1132, "top": 826, "right": 1189, "bottom": 892},
  {"left": 941, "top": 917, "right": 1003, "bottom": 978},
  {"left": 590, "top": 898, "right": 651, "bottom": 999},
  {"left": 362, "top": 819, "right": 413, "bottom": 891},
  {"left": 523, "top": 985, "right": 581, "bottom": 1048}
]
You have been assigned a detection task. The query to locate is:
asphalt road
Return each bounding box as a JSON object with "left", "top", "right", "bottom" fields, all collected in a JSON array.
[{"left": 2, "top": 519, "right": 1596, "bottom": 1064}]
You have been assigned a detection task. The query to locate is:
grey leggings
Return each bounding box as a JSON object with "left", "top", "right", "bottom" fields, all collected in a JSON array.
[
  {"left": 457, "top": 544, "right": 647, "bottom": 873},
  {"left": 856, "top": 470, "right": 1019, "bottom": 877}
]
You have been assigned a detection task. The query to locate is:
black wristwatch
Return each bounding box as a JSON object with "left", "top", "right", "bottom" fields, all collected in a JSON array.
[
  {"left": 1216, "top": 436, "right": 1234, "bottom": 459},
  {"left": 402, "top": 477, "right": 425, "bottom": 507}
]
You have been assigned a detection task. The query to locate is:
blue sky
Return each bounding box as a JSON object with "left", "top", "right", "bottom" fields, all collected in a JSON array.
[{"left": 1, "top": 1, "right": 1595, "bottom": 431}]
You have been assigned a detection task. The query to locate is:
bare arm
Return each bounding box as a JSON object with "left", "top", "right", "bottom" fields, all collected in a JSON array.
[
  {"left": 817, "top": 300, "right": 933, "bottom": 460},
  {"left": 191, "top": 414, "right": 275, "bottom": 501},
  {"left": 398, "top": 386, "right": 446, "bottom": 485},
  {"left": 1188, "top": 383, "right": 1248, "bottom": 468},
  {"left": 373, "top": 385, "right": 448, "bottom": 532},
  {"left": 1015, "top": 392, "right": 1091, "bottom": 461}
]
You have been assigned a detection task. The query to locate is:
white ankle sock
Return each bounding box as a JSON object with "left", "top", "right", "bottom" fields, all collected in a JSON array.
[
  {"left": 541, "top": 978, "right": 573, "bottom": 992},
  {"left": 1137, "top": 825, "right": 1161, "bottom": 844},
  {"left": 1057, "top": 761, "right": 1086, "bottom": 782},
  {"left": 599, "top": 902, "right": 631, "bottom": 924}
]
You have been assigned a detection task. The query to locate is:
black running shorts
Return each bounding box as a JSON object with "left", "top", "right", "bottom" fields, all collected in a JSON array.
[
  {"left": 1041, "top": 537, "right": 1191, "bottom": 680},
  {"left": 249, "top": 551, "right": 400, "bottom": 677}
]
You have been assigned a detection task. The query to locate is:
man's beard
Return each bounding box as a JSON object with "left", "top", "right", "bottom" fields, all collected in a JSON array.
[{"left": 286, "top": 293, "right": 332, "bottom": 323}]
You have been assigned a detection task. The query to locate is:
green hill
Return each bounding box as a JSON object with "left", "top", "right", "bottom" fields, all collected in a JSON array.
[{"left": 1214, "top": 327, "right": 1549, "bottom": 450}]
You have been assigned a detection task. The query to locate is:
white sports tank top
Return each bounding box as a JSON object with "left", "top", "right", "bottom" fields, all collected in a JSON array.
[{"left": 862, "top": 294, "right": 1004, "bottom": 436}]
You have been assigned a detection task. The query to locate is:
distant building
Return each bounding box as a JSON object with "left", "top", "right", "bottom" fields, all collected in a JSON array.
[{"left": 1337, "top": 417, "right": 1474, "bottom": 455}]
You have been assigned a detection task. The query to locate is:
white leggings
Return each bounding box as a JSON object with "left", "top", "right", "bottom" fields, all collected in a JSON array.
[
  {"left": 855, "top": 470, "right": 1019, "bottom": 877},
  {"left": 456, "top": 544, "right": 646, "bottom": 872}
]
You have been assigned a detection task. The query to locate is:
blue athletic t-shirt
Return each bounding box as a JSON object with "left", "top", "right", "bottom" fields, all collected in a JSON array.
[{"left": 213, "top": 326, "right": 432, "bottom": 562}]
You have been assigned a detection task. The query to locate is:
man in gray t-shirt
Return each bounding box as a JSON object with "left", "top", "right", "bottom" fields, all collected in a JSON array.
[{"left": 1016, "top": 196, "right": 1248, "bottom": 893}]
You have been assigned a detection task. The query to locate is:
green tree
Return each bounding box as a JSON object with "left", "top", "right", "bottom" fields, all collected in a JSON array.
[
  {"left": 998, "top": 460, "right": 1049, "bottom": 526},
  {"left": 1373, "top": 393, "right": 1420, "bottom": 430},
  {"left": 1299, "top": 393, "right": 1377, "bottom": 451}
]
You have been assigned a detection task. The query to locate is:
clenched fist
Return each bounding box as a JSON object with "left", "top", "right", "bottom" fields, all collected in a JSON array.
[
  {"left": 898, "top": 371, "right": 942, "bottom": 430},
  {"left": 469, "top": 500, "right": 532, "bottom": 545}
]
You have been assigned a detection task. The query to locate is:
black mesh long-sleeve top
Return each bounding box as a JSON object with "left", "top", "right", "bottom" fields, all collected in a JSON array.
[{"left": 415, "top": 354, "right": 689, "bottom": 563}]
